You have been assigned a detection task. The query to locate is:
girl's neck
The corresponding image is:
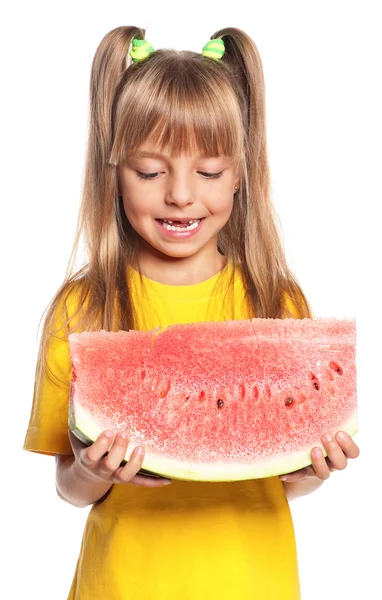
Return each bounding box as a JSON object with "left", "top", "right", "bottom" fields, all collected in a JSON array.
[{"left": 136, "top": 250, "right": 229, "bottom": 286}]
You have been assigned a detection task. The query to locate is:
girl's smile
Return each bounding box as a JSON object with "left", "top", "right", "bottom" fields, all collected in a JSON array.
[{"left": 154, "top": 216, "right": 205, "bottom": 238}]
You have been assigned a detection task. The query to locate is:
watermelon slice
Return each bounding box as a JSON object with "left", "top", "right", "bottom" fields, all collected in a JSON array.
[{"left": 68, "top": 317, "right": 357, "bottom": 482}]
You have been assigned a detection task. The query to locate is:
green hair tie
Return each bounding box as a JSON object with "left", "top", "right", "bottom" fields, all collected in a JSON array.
[
  {"left": 201, "top": 38, "right": 225, "bottom": 61},
  {"left": 129, "top": 37, "right": 225, "bottom": 64},
  {"left": 130, "top": 38, "right": 155, "bottom": 63}
]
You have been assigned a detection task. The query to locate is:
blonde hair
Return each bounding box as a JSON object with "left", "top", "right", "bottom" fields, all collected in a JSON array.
[{"left": 36, "top": 24, "right": 313, "bottom": 386}]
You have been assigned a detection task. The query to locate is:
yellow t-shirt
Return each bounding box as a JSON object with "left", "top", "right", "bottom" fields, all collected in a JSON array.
[{"left": 24, "top": 261, "right": 301, "bottom": 600}]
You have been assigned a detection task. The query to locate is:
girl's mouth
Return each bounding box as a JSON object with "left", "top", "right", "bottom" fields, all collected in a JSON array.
[{"left": 155, "top": 217, "right": 205, "bottom": 238}]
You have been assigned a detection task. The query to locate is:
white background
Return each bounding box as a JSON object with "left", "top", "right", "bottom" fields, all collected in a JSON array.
[{"left": 2, "top": 1, "right": 381, "bottom": 598}]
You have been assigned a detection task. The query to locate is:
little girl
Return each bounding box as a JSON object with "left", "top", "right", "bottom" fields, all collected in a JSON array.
[{"left": 23, "top": 25, "right": 360, "bottom": 599}]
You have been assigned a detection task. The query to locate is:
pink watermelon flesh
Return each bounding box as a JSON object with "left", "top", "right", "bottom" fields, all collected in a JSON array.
[{"left": 68, "top": 317, "right": 357, "bottom": 482}]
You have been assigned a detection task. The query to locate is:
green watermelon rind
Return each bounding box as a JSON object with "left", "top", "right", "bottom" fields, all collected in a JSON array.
[{"left": 69, "top": 400, "right": 358, "bottom": 482}]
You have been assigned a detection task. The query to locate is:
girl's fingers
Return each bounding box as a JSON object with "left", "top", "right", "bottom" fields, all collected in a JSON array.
[
  {"left": 69, "top": 428, "right": 172, "bottom": 487},
  {"left": 335, "top": 431, "right": 360, "bottom": 459},
  {"left": 320, "top": 433, "right": 348, "bottom": 471},
  {"left": 100, "top": 431, "right": 130, "bottom": 472},
  {"left": 312, "top": 430, "right": 358, "bottom": 479},
  {"left": 114, "top": 446, "right": 150, "bottom": 481},
  {"left": 311, "top": 446, "right": 331, "bottom": 479},
  {"left": 279, "top": 466, "right": 314, "bottom": 482},
  {"left": 83, "top": 431, "right": 115, "bottom": 465},
  {"left": 69, "top": 429, "right": 115, "bottom": 466},
  {"left": 129, "top": 474, "right": 172, "bottom": 487},
  {"left": 280, "top": 431, "right": 360, "bottom": 483},
  {"left": 106, "top": 443, "right": 172, "bottom": 486},
  {"left": 114, "top": 447, "right": 172, "bottom": 486}
]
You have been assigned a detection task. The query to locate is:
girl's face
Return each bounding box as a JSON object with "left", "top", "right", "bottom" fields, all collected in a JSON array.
[{"left": 117, "top": 141, "right": 241, "bottom": 269}]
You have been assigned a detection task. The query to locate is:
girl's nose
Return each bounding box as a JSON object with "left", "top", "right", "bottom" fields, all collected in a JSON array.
[{"left": 165, "top": 175, "right": 195, "bottom": 207}]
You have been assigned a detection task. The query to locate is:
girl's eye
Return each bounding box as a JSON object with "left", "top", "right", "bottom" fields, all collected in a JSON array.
[
  {"left": 136, "top": 171, "right": 159, "bottom": 180},
  {"left": 200, "top": 171, "right": 223, "bottom": 179},
  {"left": 136, "top": 171, "right": 223, "bottom": 180}
]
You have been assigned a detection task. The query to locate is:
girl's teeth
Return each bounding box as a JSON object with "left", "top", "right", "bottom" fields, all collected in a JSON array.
[
  {"left": 163, "top": 220, "right": 196, "bottom": 225},
  {"left": 160, "top": 219, "right": 201, "bottom": 231}
]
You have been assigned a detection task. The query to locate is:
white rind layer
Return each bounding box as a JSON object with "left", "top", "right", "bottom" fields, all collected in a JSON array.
[{"left": 70, "top": 401, "right": 358, "bottom": 482}]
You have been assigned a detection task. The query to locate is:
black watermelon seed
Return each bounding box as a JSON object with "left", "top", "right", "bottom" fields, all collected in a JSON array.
[
  {"left": 313, "top": 382, "right": 320, "bottom": 391},
  {"left": 285, "top": 397, "right": 294, "bottom": 407},
  {"left": 217, "top": 399, "right": 224, "bottom": 409}
]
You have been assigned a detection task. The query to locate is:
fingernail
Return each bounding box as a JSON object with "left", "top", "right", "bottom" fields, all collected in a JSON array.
[
  {"left": 313, "top": 447, "right": 322, "bottom": 458},
  {"left": 323, "top": 433, "right": 333, "bottom": 443},
  {"left": 336, "top": 431, "right": 347, "bottom": 441},
  {"left": 104, "top": 431, "right": 113, "bottom": 438},
  {"left": 162, "top": 480, "right": 172, "bottom": 485},
  {"left": 279, "top": 476, "right": 288, "bottom": 481}
]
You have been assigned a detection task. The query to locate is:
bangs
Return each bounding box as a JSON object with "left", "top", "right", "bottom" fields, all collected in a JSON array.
[{"left": 109, "top": 51, "right": 245, "bottom": 170}]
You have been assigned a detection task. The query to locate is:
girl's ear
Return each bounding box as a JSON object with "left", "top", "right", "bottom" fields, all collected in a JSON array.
[{"left": 234, "top": 169, "right": 242, "bottom": 191}]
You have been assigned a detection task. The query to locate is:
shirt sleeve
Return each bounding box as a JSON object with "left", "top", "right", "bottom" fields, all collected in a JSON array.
[{"left": 23, "top": 295, "right": 74, "bottom": 456}]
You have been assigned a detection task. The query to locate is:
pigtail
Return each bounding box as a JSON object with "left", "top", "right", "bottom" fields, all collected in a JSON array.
[
  {"left": 82, "top": 26, "right": 145, "bottom": 330},
  {"left": 89, "top": 26, "right": 143, "bottom": 163},
  {"left": 213, "top": 28, "right": 266, "bottom": 166},
  {"left": 211, "top": 27, "right": 312, "bottom": 319},
  {"left": 34, "top": 27, "right": 149, "bottom": 390}
]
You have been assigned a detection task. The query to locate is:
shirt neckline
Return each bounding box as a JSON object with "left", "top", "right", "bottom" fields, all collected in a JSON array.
[{"left": 127, "top": 260, "right": 233, "bottom": 301}]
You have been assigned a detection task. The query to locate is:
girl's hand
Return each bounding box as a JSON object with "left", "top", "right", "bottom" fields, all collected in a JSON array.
[
  {"left": 279, "top": 431, "right": 360, "bottom": 483},
  {"left": 69, "top": 430, "right": 172, "bottom": 487}
]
